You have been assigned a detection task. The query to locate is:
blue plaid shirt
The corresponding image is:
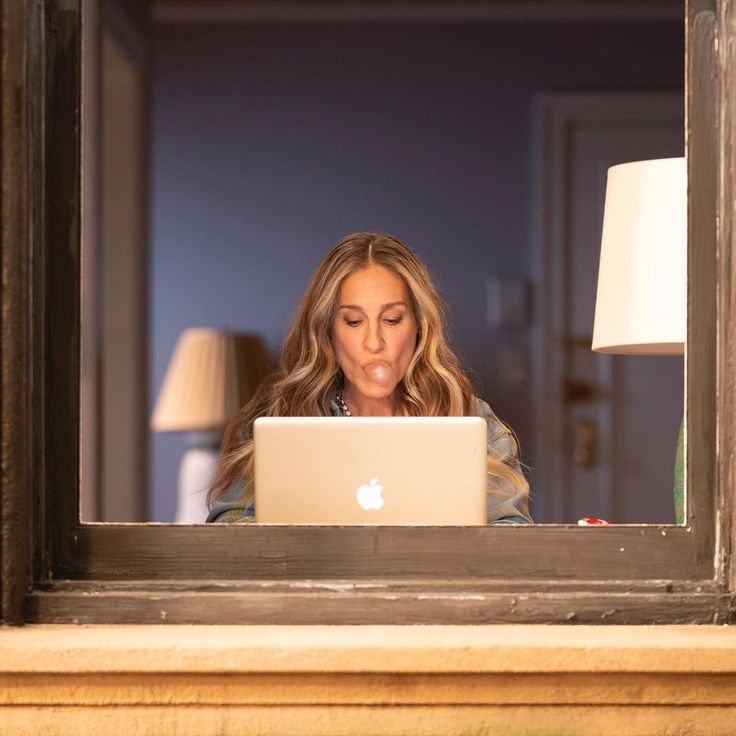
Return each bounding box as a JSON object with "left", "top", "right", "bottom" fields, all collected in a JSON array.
[{"left": 206, "top": 397, "right": 532, "bottom": 525}]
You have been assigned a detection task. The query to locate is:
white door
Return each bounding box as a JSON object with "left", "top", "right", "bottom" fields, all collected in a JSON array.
[{"left": 533, "top": 93, "right": 684, "bottom": 524}]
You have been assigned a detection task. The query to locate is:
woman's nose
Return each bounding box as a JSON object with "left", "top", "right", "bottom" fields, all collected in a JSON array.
[{"left": 363, "top": 321, "right": 385, "bottom": 352}]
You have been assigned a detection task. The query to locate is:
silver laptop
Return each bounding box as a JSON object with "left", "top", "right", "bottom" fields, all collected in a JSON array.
[{"left": 254, "top": 417, "right": 487, "bottom": 525}]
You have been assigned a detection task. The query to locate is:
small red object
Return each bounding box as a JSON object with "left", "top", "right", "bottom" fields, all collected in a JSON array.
[{"left": 577, "top": 517, "right": 610, "bottom": 526}]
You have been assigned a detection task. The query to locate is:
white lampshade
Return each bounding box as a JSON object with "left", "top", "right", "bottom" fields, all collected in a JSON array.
[
  {"left": 592, "top": 157, "right": 686, "bottom": 355},
  {"left": 151, "top": 328, "right": 249, "bottom": 432}
]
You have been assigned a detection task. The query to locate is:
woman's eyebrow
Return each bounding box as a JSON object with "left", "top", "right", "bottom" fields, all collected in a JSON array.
[{"left": 338, "top": 301, "right": 407, "bottom": 311}]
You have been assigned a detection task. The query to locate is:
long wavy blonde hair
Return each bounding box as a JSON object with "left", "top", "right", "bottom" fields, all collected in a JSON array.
[{"left": 208, "top": 232, "right": 528, "bottom": 508}]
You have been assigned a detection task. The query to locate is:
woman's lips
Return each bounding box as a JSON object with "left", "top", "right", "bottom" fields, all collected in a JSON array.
[{"left": 363, "top": 360, "right": 392, "bottom": 386}]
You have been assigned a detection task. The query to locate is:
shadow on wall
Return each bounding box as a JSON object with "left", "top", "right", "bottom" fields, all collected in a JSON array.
[{"left": 233, "top": 333, "right": 273, "bottom": 406}]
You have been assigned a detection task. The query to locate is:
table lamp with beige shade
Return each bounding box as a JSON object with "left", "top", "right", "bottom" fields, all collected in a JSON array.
[
  {"left": 151, "top": 328, "right": 270, "bottom": 523},
  {"left": 592, "top": 157, "right": 686, "bottom": 523}
]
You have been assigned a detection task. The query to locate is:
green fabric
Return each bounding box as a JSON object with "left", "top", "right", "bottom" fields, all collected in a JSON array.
[{"left": 674, "top": 418, "right": 684, "bottom": 524}]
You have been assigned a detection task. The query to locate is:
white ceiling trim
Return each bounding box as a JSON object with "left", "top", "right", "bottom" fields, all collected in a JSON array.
[{"left": 152, "top": 1, "right": 684, "bottom": 25}]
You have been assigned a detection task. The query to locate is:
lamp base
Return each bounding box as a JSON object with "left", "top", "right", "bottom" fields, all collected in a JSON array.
[{"left": 175, "top": 431, "right": 221, "bottom": 523}]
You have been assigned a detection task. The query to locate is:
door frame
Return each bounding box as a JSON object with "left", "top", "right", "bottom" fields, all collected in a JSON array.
[{"left": 531, "top": 91, "right": 685, "bottom": 522}]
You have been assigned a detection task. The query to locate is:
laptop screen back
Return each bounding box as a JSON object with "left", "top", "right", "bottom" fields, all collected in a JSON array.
[{"left": 254, "top": 417, "right": 487, "bottom": 525}]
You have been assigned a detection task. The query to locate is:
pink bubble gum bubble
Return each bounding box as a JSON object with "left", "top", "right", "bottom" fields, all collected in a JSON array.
[{"left": 365, "top": 361, "right": 391, "bottom": 386}]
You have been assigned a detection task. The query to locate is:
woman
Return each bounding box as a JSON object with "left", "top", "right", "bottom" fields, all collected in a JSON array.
[{"left": 207, "top": 232, "right": 532, "bottom": 524}]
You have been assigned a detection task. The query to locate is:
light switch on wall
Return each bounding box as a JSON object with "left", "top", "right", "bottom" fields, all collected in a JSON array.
[
  {"left": 486, "top": 276, "right": 531, "bottom": 329},
  {"left": 499, "top": 347, "right": 529, "bottom": 386}
]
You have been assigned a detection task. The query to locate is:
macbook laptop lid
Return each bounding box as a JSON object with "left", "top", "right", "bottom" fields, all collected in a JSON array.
[{"left": 254, "top": 417, "right": 487, "bottom": 525}]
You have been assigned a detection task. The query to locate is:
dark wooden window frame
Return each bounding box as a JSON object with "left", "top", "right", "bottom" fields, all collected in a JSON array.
[{"left": 1, "top": 0, "right": 734, "bottom": 626}]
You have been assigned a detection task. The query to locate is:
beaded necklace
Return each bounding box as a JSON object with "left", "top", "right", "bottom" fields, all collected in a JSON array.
[{"left": 334, "top": 387, "right": 352, "bottom": 416}]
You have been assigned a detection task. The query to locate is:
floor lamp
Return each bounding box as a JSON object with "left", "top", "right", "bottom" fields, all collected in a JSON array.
[
  {"left": 592, "top": 157, "right": 686, "bottom": 523},
  {"left": 151, "top": 328, "right": 254, "bottom": 523}
]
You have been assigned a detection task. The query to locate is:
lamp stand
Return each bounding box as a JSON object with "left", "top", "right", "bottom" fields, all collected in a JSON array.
[{"left": 175, "top": 430, "right": 221, "bottom": 523}]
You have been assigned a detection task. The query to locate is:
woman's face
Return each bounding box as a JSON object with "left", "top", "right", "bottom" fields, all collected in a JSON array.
[{"left": 332, "top": 264, "right": 418, "bottom": 404}]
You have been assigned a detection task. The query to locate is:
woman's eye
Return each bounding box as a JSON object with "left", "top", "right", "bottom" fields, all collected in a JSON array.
[
  {"left": 384, "top": 317, "right": 402, "bottom": 325},
  {"left": 345, "top": 319, "right": 362, "bottom": 327}
]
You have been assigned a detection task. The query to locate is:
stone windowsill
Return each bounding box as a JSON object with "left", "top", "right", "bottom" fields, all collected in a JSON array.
[{"left": 1, "top": 624, "right": 736, "bottom": 735}]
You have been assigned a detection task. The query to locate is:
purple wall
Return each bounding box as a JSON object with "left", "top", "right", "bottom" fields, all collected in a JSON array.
[{"left": 149, "top": 21, "right": 683, "bottom": 521}]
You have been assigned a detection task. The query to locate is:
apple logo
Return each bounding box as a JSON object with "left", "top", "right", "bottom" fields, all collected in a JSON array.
[{"left": 356, "top": 477, "right": 385, "bottom": 510}]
